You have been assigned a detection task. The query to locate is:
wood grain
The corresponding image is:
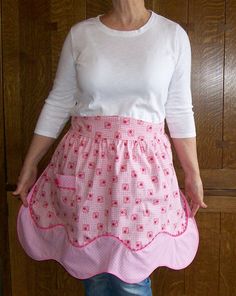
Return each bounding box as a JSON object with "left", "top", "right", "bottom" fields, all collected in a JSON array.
[
  {"left": 219, "top": 213, "right": 236, "bottom": 295},
  {"left": 1, "top": 0, "right": 21, "bottom": 294},
  {"left": 224, "top": 0, "right": 236, "bottom": 168},
  {"left": 0, "top": 0, "right": 11, "bottom": 294},
  {"left": 176, "top": 168, "right": 236, "bottom": 190},
  {"left": 185, "top": 213, "right": 221, "bottom": 295},
  {"left": 189, "top": 0, "right": 225, "bottom": 169},
  {"left": 3, "top": 0, "right": 236, "bottom": 295}
]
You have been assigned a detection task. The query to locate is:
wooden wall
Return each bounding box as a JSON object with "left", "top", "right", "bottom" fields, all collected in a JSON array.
[{"left": 1, "top": 0, "right": 236, "bottom": 295}]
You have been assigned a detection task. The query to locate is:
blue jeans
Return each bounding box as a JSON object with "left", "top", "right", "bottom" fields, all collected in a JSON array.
[{"left": 82, "top": 272, "right": 153, "bottom": 296}]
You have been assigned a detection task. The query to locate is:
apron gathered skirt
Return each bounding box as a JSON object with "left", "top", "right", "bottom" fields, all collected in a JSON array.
[{"left": 17, "top": 115, "right": 199, "bottom": 283}]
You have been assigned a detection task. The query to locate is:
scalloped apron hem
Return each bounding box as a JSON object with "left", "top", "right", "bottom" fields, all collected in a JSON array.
[
  {"left": 17, "top": 192, "right": 199, "bottom": 283},
  {"left": 16, "top": 115, "right": 199, "bottom": 283}
]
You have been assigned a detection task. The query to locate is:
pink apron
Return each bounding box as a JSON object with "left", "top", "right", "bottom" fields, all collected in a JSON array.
[{"left": 17, "top": 115, "right": 199, "bottom": 283}]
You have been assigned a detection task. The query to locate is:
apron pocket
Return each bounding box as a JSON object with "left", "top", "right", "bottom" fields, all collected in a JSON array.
[{"left": 55, "top": 173, "right": 76, "bottom": 190}]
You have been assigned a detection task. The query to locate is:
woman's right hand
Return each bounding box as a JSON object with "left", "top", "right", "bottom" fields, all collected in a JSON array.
[{"left": 12, "top": 164, "right": 38, "bottom": 208}]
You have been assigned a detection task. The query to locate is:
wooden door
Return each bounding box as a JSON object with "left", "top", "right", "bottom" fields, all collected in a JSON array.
[{"left": 2, "top": 0, "right": 236, "bottom": 295}]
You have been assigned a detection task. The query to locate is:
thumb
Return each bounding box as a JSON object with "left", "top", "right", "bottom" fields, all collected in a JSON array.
[
  {"left": 201, "top": 201, "right": 208, "bottom": 208},
  {"left": 12, "top": 187, "right": 21, "bottom": 195}
]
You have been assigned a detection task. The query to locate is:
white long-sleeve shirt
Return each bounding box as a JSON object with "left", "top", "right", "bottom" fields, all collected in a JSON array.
[{"left": 34, "top": 10, "right": 196, "bottom": 139}]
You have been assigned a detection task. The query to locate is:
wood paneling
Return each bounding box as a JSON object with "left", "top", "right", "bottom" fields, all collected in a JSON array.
[
  {"left": 2, "top": 0, "right": 236, "bottom": 295},
  {"left": 0, "top": 0, "right": 11, "bottom": 294},
  {"left": 2, "top": 0, "right": 22, "bottom": 184},
  {"left": 189, "top": 0, "right": 225, "bottom": 169},
  {"left": 176, "top": 168, "right": 236, "bottom": 190},
  {"left": 224, "top": 0, "right": 236, "bottom": 168},
  {"left": 1, "top": 0, "right": 19, "bottom": 295},
  {"left": 185, "top": 213, "right": 221, "bottom": 295},
  {"left": 156, "top": 0, "right": 188, "bottom": 29},
  {"left": 219, "top": 213, "right": 236, "bottom": 295}
]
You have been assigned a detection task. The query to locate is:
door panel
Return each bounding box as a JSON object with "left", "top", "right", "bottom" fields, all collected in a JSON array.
[{"left": 2, "top": 0, "right": 236, "bottom": 295}]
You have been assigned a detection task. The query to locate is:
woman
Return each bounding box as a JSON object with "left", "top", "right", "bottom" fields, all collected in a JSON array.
[{"left": 13, "top": 0, "right": 207, "bottom": 295}]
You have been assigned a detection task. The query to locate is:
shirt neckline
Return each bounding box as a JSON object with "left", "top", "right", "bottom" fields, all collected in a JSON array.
[{"left": 95, "top": 10, "right": 156, "bottom": 36}]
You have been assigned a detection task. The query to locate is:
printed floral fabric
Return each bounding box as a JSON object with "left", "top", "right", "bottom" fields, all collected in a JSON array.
[
  {"left": 30, "top": 116, "right": 187, "bottom": 251},
  {"left": 29, "top": 115, "right": 188, "bottom": 251}
]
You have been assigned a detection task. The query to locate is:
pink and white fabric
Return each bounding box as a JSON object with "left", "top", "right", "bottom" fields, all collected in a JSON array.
[{"left": 17, "top": 115, "right": 199, "bottom": 283}]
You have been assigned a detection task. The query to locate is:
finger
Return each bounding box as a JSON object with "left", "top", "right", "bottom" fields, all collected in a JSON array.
[
  {"left": 19, "top": 195, "right": 28, "bottom": 207},
  {"left": 190, "top": 204, "right": 199, "bottom": 218},
  {"left": 14, "top": 188, "right": 29, "bottom": 206},
  {"left": 201, "top": 201, "right": 208, "bottom": 208},
  {"left": 12, "top": 189, "right": 20, "bottom": 195},
  {"left": 12, "top": 184, "right": 24, "bottom": 195},
  {"left": 12, "top": 190, "right": 22, "bottom": 197},
  {"left": 21, "top": 191, "right": 29, "bottom": 207}
]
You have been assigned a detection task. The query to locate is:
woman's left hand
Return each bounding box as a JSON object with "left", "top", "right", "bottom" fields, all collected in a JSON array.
[{"left": 184, "top": 174, "right": 207, "bottom": 217}]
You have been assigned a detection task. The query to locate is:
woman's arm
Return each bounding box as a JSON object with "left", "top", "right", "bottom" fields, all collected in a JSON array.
[
  {"left": 164, "top": 24, "right": 207, "bottom": 217},
  {"left": 23, "top": 134, "right": 56, "bottom": 167},
  {"left": 12, "top": 26, "right": 78, "bottom": 206},
  {"left": 171, "top": 137, "right": 207, "bottom": 217},
  {"left": 172, "top": 137, "right": 200, "bottom": 177},
  {"left": 12, "top": 134, "right": 55, "bottom": 207},
  {"left": 33, "top": 27, "right": 78, "bottom": 139}
]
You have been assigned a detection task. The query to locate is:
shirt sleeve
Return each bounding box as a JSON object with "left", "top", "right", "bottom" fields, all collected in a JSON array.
[
  {"left": 34, "top": 27, "right": 78, "bottom": 139},
  {"left": 164, "top": 24, "right": 196, "bottom": 138}
]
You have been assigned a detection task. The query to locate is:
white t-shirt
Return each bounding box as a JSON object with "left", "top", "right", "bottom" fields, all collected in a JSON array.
[{"left": 34, "top": 10, "right": 196, "bottom": 139}]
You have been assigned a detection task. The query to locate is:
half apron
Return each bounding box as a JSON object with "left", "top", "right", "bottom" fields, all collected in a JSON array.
[{"left": 17, "top": 115, "right": 199, "bottom": 283}]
